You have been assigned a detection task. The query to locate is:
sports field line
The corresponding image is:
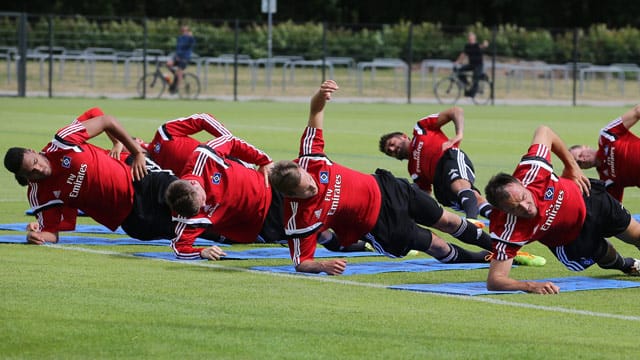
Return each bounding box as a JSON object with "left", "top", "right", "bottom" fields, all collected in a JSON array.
[{"left": 49, "top": 244, "right": 640, "bottom": 322}]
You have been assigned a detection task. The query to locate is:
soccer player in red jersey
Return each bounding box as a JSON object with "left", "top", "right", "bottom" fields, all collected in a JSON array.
[
  {"left": 164, "top": 135, "right": 285, "bottom": 260},
  {"left": 4, "top": 109, "right": 178, "bottom": 244},
  {"left": 485, "top": 125, "right": 640, "bottom": 294},
  {"left": 569, "top": 105, "right": 640, "bottom": 202},
  {"left": 378, "top": 107, "right": 492, "bottom": 221},
  {"left": 268, "top": 80, "right": 493, "bottom": 275},
  {"left": 142, "top": 113, "right": 233, "bottom": 176}
]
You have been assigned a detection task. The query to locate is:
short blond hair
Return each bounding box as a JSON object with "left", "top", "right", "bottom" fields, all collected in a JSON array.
[
  {"left": 165, "top": 180, "right": 201, "bottom": 217},
  {"left": 269, "top": 160, "right": 302, "bottom": 196}
]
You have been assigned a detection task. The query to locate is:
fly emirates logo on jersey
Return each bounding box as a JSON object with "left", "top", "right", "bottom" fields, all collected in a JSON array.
[
  {"left": 412, "top": 141, "right": 423, "bottom": 171},
  {"left": 540, "top": 188, "right": 564, "bottom": 231},
  {"left": 604, "top": 146, "right": 617, "bottom": 179},
  {"left": 324, "top": 174, "right": 342, "bottom": 216},
  {"left": 66, "top": 163, "right": 88, "bottom": 198}
]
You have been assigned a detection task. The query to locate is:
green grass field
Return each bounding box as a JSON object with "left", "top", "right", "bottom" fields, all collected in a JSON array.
[{"left": 1, "top": 97, "right": 639, "bottom": 359}]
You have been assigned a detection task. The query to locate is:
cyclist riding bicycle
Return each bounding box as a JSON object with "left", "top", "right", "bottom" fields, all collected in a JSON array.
[
  {"left": 166, "top": 25, "right": 196, "bottom": 94},
  {"left": 454, "top": 31, "right": 489, "bottom": 97}
]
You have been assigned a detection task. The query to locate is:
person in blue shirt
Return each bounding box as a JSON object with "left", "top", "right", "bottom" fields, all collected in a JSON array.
[{"left": 167, "top": 25, "right": 196, "bottom": 93}]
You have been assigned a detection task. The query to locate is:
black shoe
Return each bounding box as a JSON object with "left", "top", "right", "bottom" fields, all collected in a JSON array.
[{"left": 169, "top": 84, "right": 177, "bottom": 94}]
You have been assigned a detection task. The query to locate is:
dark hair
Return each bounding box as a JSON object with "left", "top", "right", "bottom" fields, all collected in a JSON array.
[
  {"left": 165, "top": 180, "right": 201, "bottom": 217},
  {"left": 484, "top": 172, "right": 519, "bottom": 207},
  {"left": 4, "top": 147, "right": 29, "bottom": 186},
  {"left": 378, "top": 132, "right": 403, "bottom": 153},
  {"left": 269, "top": 160, "right": 302, "bottom": 196}
]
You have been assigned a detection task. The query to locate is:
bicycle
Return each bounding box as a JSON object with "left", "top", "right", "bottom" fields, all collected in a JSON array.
[
  {"left": 136, "top": 59, "right": 201, "bottom": 99},
  {"left": 433, "top": 66, "right": 492, "bottom": 105}
]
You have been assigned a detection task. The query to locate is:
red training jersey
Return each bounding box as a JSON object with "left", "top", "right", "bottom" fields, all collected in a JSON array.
[
  {"left": 489, "top": 144, "right": 587, "bottom": 260},
  {"left": 28, "top": 120, "right": 135, "bottom": 233},
  {"left": 408, "top": 113, "right": 459, "bottom": 193},
  {"left": 171, "top": 135, "right": 273, "bottom": 259},
  {"left": 146, "top": 113, "right": 232, "bottom": 176},
  {"left": 596, "top": 117, "right": 640, "bottom": 201},
  {"left": 284, "top": 127, "right": 382, "bottom": 266}
]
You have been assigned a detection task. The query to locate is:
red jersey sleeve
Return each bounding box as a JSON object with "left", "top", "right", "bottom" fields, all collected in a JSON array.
[
  {"left": 171, "top": 220, "right": 207, "bottom": 259},
  {"left": 282, "top": 195, "right": 324, "bottom": 266},
  {"left": 73, "top": 107, "right": 105, "bottom": 124},
  {"left": 204, "top": 135, "right": 272, "bottom": 166},
  {"left": 415, "top": 114, "right": 440, "bottom": 133},
  {"left": 59, "top": 206, "right": 78, "bottom": 231},
  {"left": 161, "top": 113, "right": 232, "bottom": 138},
  {"left": 299, "top": 127, "right": 325, "bottom": 156},
  {"left": 288, "top": 235, "right": 318, "bottom": 265}
]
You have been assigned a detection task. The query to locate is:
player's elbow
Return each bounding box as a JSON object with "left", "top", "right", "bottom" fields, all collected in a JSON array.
[{"left": 486, "top": 274, "right": 506, "bottom": 291}]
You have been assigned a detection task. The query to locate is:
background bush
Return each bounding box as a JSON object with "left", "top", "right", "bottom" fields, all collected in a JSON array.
[{"left": 1, "top": 14, "right": 638, "bottom": 65}]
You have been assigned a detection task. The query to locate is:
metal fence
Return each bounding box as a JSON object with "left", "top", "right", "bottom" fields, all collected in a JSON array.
[{"left": 1, "top": 12, "right": 639, "bottom": 106}]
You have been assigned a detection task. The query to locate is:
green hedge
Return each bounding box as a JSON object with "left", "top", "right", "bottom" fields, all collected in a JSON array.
[{"left": 0, "top": 15, "right": 638, "bottom": 65}]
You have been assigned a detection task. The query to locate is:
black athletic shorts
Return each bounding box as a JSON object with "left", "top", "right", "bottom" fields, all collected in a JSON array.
[
  {"left": 257, "top": 186, "right": 287, "bottom": 243},
  {"left": 550, "top": 179, "right": 631, "bottom": 271},
  {"left": 366, "top": 168, "right": 443, "bottom": 257},
  {"left": 173, "top": 56, "right": 188, "bottom": 70},
  {"left": 121, "top": 171, "right": 178, "bottom": 240},
  {"left": 433, "top": 148, "right": 479, "bottom": 208}
]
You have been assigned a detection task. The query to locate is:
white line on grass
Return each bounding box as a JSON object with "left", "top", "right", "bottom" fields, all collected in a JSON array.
[{"left": 50, "top": 244, "right": 640, "bottom": 322}]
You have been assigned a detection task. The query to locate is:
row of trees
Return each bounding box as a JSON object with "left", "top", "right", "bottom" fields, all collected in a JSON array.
[
  {"left": 3, "top": 15, "right": 640, "bottom": 65},
  {"left": 4, "top": 0, "right": 640, "bottom": 28}
]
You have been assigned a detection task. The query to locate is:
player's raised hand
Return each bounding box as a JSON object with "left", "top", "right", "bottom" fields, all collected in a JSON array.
[
  {"left": 562, "top": 166, "right": 591, "bottom": 196},
  {"left": 319, "top": 80, "right": 339, "bottom": 100}
]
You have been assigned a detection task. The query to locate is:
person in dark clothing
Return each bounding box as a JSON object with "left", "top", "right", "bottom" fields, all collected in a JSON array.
[{"left": 454, "top": 32, "right": 489, "bottom": 97}]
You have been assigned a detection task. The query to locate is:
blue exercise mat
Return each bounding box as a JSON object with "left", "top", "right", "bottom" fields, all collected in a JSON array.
[
  {"left": 251, "top": 258, "right": 490, "bottom": 276},
  {"left": 225, "top": 247, "right": 380, "bottom": 259},
  {"left": 134, "top": 247, "right": 380, "bottom": 261},
  {"left": 0, "top": 234, "right": 226, "bottom": 247},
  {"left": 25, "top": 209, "right": 87, "bottom": 216},
  {"left": 389, "top": 276, "right": 640, "bottom": 296},
  {"left": 133, "top": 252, "right": 204, "bottom": 261},
  {"left": 0, "top": 222, "right": 127, "bottom": 235}
]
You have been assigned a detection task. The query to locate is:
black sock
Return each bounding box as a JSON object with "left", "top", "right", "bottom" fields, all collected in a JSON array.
[
  {"left": 457, "top": 188, "right": 479, "bottom": 219},
  {"left": 478, "top": 202, "right": 493, "bottom": 219},
  {"left": 436, "top": 243, "right": 491, "bottom": 264},
  {"left": 598, "top": 253, "right": 628, "bottom": 271},
  {"left": 450, "top": 219, "right": 493, "bottom": 251}
]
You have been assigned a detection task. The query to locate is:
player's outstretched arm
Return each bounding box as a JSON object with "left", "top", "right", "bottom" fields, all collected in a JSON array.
[
  {"left": 487, "top": 257, "right": 559, "bottom": 294},
  {"left": 82, "top": 115, "right": 148, "bottom": 181},
  {"left": 438, "top": 106, "right": 464, "bottom": 150},
  {"left": 296, "top": 259, "right": 346, "bottom": 275},
  {"left": 620, "top": 104, "right": 640, "bottom": 130},
  {"left": 308, "top": 80, "right": 339, "bottom": 130},
  {"left": 25, "top": 222, "right": 58, "bottom": 244},
  {"left": 532, "top": 125, "right": 590, "bottom": 195}
]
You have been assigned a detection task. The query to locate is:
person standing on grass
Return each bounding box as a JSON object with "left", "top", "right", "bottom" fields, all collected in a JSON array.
[
  {"left": 268, "top": 80, "right": 496, "bottom": 275},
  {"left": 569, "top": 104, "right": 640, "bottom": 202},
  {"left": 4, "top": 108, "right": 178, "bottom": 244},
  {"left": 484, "top": 125, "right": 640, "bottom": 294}
]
